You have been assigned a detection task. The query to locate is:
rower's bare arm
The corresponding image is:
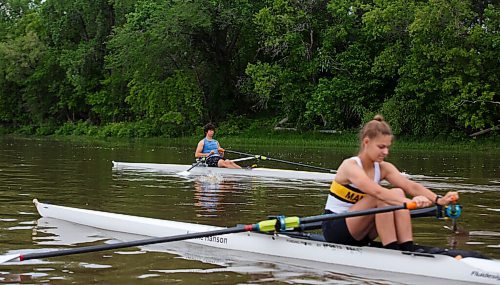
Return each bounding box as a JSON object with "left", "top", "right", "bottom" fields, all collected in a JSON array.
[
  {"left": 217, "top": 142, "right": 225, "bottom": 156},
  {"left": 384, "top": 163, "right": 458, "bottom": 206},
  {"left": 195, "top": 141, "right": 206, "bottom": 158},
  {"left": 339, "top": 160, "right": 411, "bottom": 206},
  {"left": 384, "top": 163, "right": 433, "bottom": 198}
]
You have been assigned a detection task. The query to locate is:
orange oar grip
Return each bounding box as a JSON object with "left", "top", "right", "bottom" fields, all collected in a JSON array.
[{"left": 405, "top": 202, "right": 417, "bottom": 210}]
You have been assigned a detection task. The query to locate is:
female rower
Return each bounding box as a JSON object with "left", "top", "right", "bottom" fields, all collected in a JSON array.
[
  {"left": 322, "top": 115, "right": 458, "bottom": 251},
  {"left": 195, "top": 123, "right": 241, "bottom": 169}
]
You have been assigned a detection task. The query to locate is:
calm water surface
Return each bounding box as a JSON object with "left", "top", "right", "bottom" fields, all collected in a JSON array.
[{"left": 0, "top": 136, "right": 498, "bottom": 284}]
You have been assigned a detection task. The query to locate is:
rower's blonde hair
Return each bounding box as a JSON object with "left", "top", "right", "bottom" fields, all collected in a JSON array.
[{"left": 359, "top": 115, "right": 393, "bottom": 146}]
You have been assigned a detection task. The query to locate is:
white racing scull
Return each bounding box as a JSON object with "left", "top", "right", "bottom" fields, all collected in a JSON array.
[
  {"left": 2, "top": 200, "right": 498, "bottom": 284},
  {"left": 112, "top": 161, "right": 336, "bottom": 182}
]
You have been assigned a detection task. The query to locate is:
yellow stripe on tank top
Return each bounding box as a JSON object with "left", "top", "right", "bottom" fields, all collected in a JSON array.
[{"left": 330, "top": 181, "right": 366, "bottom": 204}]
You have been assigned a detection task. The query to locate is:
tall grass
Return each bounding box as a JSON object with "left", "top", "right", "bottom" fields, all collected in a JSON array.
[
  {"left": 215, "top": 130, "right": 498, "bottom": 152},
  {"left": 6, "top": 120, "right": 497, "bottom": 152}
]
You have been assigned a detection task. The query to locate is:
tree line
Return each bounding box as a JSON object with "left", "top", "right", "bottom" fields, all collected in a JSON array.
[{"left": 0, "top": 0, "right": 498, "bottom": 137}]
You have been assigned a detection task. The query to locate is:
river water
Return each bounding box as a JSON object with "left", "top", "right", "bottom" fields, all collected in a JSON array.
[{"left": 0, "top": 136, "right": 498, "bottom": 284}]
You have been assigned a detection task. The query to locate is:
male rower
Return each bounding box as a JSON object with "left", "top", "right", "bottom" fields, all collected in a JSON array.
[{"left": 195, "top": 123, "right": 241, "bottom": 169}]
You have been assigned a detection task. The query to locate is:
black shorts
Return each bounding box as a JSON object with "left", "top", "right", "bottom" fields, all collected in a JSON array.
[
  {"left": 206, "top": 156, "right": 224, "bottom": 167},
  {"left": 322, "top": 210, "right": 370, "bottom": 246}
]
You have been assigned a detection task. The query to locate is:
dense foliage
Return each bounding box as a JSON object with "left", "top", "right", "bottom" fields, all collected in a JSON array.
[{"left": 0, "top": 0, "right": 498, "bottom": 137}]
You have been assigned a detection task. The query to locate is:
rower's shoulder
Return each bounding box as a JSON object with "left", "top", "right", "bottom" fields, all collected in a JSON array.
[
  {"left": 379, "top": 160, "right": 401, "bottom": 177},
  {"left": 340, "top": 157, "right": 357, "bottom": 167},
  {"left": 335, "top": 158, "right": 357, "bottom": 176},
  {"left": 379, "top": 160, "right": 397, "bottom": 170}
]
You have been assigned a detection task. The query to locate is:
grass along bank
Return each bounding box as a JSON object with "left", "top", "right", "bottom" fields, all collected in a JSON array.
[
  {"left": 1, "top": 120, "right": 497, "bottom": 152},
  {"left": 214, "top": 128, "right": 499, "bottom": 152}
]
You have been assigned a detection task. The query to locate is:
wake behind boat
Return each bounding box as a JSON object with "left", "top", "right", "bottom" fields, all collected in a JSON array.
[
  {"left": 112, "top": 161, "right": 336, "bottom": 182},
  {"left": 6, "top": 200, "right": 499, "bottom": 284}
]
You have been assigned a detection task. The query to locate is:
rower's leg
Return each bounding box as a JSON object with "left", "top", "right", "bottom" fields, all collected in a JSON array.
[
  {"left": 227, "top": 160, "right": 242, "bottom": 169},
  {"left": 346, "top": 189, "right": 412, "bottom": 248},
  {"left": 375, "top": 188, "right": 412, "bottom": 247},
  {"left": 394, "top": 206, "right": 413, "bottom": 243},
  {"left": 217, "top": 159, "right": 242, "bottom": 169},
  {"left": 345, "top": 195, "right": 378, "bottom": 241},
  {"left": 374, "top": 207, "right": 398, "bottom": 246},
  {"left": 217, "top": 159, "right": 227, "bottom": 168},
  {"left": 386, "top": 188, "right": 413, "bottom": 244}
]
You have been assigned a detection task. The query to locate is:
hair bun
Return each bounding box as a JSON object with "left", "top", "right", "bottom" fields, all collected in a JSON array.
[{"left": 373, "top": 114, "right": 385, "bottom": 122}]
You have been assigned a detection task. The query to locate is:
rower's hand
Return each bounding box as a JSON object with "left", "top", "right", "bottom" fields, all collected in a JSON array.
[
  {"left": 437, "top": 191, "right": 459, "bottom": 206},
  {"left": 209, "top": 150, "right": 215, "bottom": 156},
  {"left": 411, "top": 195, "right": 433, "bottom": 208},
  {"left": 218, "top": 147, "right": 225, "bottom": 154}
]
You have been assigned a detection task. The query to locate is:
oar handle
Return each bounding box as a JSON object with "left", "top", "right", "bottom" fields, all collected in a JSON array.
[{"left": 406, "top": 202, "right": 417, "bottom": 210}]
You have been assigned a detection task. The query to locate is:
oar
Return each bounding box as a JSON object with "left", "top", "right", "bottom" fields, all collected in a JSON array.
[
  {"left": 298, "top": 205, "right": 442, "bottom": 231},
  {"left": 178, "top": 155, "right": 252, "bottom": 176},
  {"left": 0, "top": 202, "right": 417, "bottom": 264},
  {"left": 225, "top": 150, "right": 336, "bottom": 173},
  {"left": 178, "top": 158, "right": 206, "bottom": 176}
]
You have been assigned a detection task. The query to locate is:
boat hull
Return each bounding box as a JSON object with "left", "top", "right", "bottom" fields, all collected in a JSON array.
[
  {"left": 112, "top": 161, "right": 336, "bottom": 182},
  {"left": 33, "top": 200, "right": 500, "bottom": 284}
]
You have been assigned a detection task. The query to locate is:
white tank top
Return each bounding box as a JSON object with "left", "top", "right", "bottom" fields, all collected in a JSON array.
[{"left": 325, "top": 156, "right": 380, "bottom": 213}]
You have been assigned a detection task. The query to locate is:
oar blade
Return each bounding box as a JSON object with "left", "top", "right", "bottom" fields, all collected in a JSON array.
[
  {"left": 177, "top": 160, "right": 204, "bottom": 176},
  {"left": 0, "top": 253, "right": 20, "bottom": 264}
]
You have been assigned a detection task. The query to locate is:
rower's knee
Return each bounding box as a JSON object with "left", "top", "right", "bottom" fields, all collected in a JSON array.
[
  {"left": 392, "top": 188, "right": 405, "bottom": 197},
  {"left": 377, "top": 188, "right": 405, "bottom": 207},
  {"left": 223, "top": 160, "right": 235, "bottom": 168}
]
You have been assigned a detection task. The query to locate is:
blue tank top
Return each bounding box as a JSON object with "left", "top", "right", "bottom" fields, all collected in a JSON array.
[{"left": 201, "top": 138, "right": 220, "bottom": 155}]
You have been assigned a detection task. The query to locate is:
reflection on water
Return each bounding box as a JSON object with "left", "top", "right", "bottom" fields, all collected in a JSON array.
[
  {"left": 193, "top": 174, "right": 227, "bottom": 216},
  {"left": 409, "top": 174, "right": 500, "bottom": 193},
  {"left": 0, "top": 272, "right": 36, "bottom": 283},
  {"left": 0, "top": 136, "right": 498, "bottom": 284}
]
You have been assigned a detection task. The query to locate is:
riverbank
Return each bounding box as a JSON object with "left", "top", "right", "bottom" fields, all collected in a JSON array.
[
  {"left": 5, "top": 130, "right": 496, "bottom": 153},
  {"left": 2, "top": 118, "right": 498, "bottom": 152},
  {"left": 219, "top": 130, "right": 499, "bottom": 152}
]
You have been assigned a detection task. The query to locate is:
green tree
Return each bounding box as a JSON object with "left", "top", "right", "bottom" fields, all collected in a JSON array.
[
  {"left": 104, "top": 0, "right": 262, "bottom": 133},
  {"left": 0, "top": 1, "right": 48, "bottom": 127},
  {"left": 391, "top": 0, "right": 499, "bottom": 135},
  {"left": 38, "top": 0, "right": 116, "bottom": 123},
  {"left": 1, "top": 0, "right": 497, "bottom": 137},
  {"left": 248, "top": 0, "right": 331, "bottom": 128}
]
